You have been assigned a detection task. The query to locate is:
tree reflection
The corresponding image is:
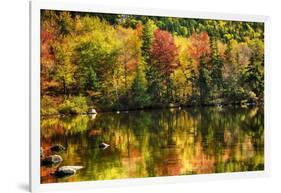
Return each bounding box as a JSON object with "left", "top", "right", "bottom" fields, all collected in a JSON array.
[{"left": 41, "top": 107, "right": 264, "bottom": 183}]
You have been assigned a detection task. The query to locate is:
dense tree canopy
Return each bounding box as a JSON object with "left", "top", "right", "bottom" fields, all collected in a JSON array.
[{"left": 41, "top": 10, "right": 264, "bottom": 115}]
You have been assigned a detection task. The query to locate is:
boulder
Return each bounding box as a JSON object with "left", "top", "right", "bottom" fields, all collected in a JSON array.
[
  {"left": 89, "top": 109, "right": 97, "bottom": 114},
  {"left": 54, "top": 166, "right": 83, "bottom": 177},
  {"left": 42, "top": 155, "right": 63, "bottom": 166},
  {"left": 50, "top": 144, "right": 65, "bottom": 152},
  {"left": 99, "top": 142, "right": 110, "bottom": 149}
]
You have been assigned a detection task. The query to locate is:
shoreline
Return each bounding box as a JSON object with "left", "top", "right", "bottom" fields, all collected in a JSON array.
[{"left": 41, "top": 102, "right": 264, "bottom": 118}]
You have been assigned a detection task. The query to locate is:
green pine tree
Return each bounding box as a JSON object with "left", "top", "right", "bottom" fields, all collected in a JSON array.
[{"left": 131, "top": 63, "right": 150, "bottom": 108}]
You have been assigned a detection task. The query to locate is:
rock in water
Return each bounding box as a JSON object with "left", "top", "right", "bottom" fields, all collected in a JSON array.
[
  {"left": 42, "top": 155, "right": 63, "bottom": 166},
  {"left": 50, "top": 144, "right": 65, "bottom": 152},
  {"left": 89, "top": 108, "right": 97, "bottom": 114},
  {"left": 99, "top": 142, "right": 110, "bottom": 149},
  {"left": 54, "top": 166, "right": 83, "bottom": 177}
]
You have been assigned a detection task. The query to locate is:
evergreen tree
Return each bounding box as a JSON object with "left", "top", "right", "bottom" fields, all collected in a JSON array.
[
  {"left": 84, "top": 67, "right": 99, "bottom": 91},
  {"left": 131, "top": 63, "right": 150, "bottom": 108},
  {"left": 210, "top": 36, "right": 223, "bottom": 96},
  {"left": 140, "top": 20, "right": 159, "bottom": 104},
  {"left": 140, "top": 19, "right": 156, "bottom": 64},
  {"left": 242, "top": 55, "right": 264, "bottom": 99},
  {"left": 198, "top": 56, "right": 212, "bottom": 105}
]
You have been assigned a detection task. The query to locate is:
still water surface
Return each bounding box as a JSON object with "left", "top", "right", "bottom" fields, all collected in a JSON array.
[{"left": 41, "top": 107, "right": 264, "bottom": 183}]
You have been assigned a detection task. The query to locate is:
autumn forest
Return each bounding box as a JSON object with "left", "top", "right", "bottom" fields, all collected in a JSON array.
[
  {"left": 40, "top": 10, "right": 264, "bottom": 183},
  {"left": 41, "top": 10, "right": 264, "bottom": 115}
]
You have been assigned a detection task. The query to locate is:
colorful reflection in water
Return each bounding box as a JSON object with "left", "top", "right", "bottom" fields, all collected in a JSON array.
[{"left": 41, "top": 107, "right": 264, "bottom": 183}]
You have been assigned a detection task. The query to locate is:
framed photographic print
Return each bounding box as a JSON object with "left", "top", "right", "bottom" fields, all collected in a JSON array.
[{"left": 30, "top": 0, "right": 270, "bottom": 192}]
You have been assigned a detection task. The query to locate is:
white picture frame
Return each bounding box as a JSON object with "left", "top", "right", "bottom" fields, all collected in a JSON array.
[{"left": 30, "top": 0, "right": 270, "bottom": 192}]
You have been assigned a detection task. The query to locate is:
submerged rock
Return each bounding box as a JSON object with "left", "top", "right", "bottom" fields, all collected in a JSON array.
[
  {"left": 99, "top": 142, "right": 110, "bottom": 149},
  {"left": 50, "top": 144, "right": 65, "bottom": 152},
  {"left": 42, "top": 155, "right": 63, "bottom": 166},
  {"left": 54, "top": 166, "right": 83, "bottom": 177}
]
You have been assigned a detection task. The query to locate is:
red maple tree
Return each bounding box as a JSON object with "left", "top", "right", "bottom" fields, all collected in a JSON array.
[{"left": 150, "top": 29, "right": 179, "bottom": 76}]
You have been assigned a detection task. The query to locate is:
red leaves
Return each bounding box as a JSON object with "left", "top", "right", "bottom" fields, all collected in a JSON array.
[
  {"left": 150, "top": 29, "right": 179, "bottom": 75},
  {"left": 135, "top": 23, "right": 143, "bottom": 38},
  {"left": 188, "top": 32, "right": 211, "bottom": 60},
  {"left": 41, "top": 30, "right": 55, "bottom": 61},
  {"left": 41, "top": 31, "right": 54, "bottom": 43}
]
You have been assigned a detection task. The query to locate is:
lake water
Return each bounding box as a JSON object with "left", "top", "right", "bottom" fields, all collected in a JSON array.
[{"left": 40, "top": 106, "right": 264, "bottom": 183}]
